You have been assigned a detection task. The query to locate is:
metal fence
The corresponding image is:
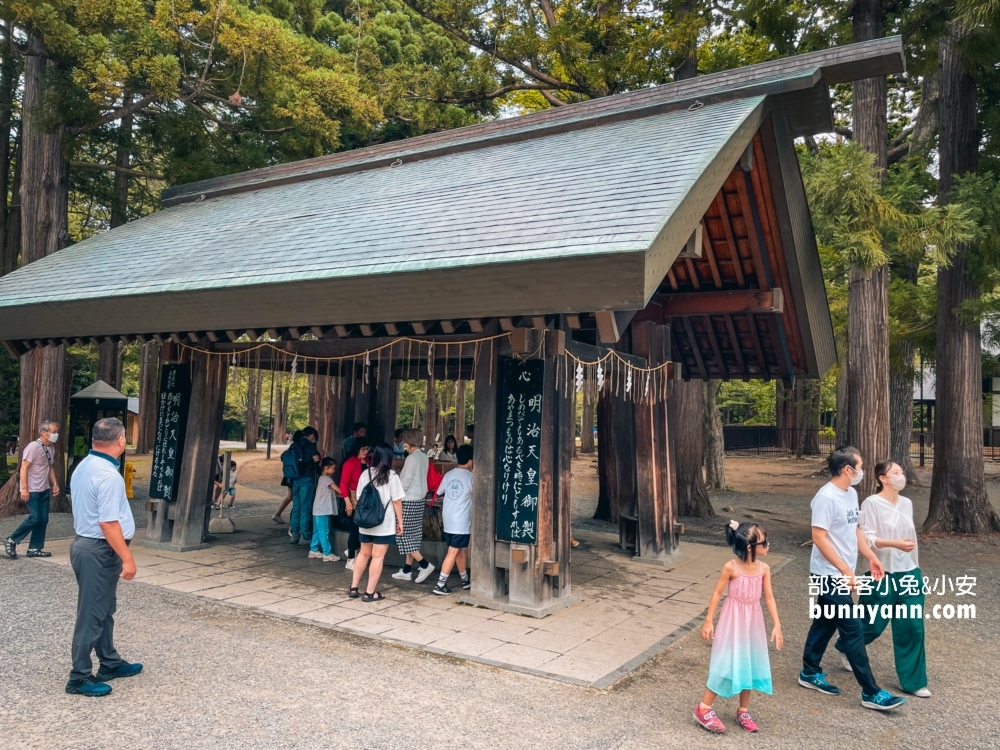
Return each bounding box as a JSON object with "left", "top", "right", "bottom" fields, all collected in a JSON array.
[
  {"left": 723, "top": 426, "right": 835, "bottom": 457},
  {"left": 724, "top": 426, "right": 1000, "bottom": 463}
]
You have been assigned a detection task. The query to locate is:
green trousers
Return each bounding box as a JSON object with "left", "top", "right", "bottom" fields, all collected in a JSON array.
[{"left": 836, "top": 567, "right": 927, "bottom": 693}]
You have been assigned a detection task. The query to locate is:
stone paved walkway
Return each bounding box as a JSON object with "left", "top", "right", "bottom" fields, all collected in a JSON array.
[{"left": 42, "top": 518, "right": 785, "bottom": 688}]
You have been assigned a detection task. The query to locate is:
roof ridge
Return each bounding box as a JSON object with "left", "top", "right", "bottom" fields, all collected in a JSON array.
[{"left": 161, "top": 36, "right": 902, "bottom": 207}]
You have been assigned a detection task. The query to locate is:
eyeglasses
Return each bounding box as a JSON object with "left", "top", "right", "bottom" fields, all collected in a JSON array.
[{"left": 750, "top": 538, "right": 769, "bottom": 549}]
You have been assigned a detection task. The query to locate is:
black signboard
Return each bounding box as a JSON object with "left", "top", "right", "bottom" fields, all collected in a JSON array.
[
  {"left": 149, "top": 364, "right": 191, "bottom": 501},
  {"left": 495, "top": 357, "right": 544, "bottom": 544}
]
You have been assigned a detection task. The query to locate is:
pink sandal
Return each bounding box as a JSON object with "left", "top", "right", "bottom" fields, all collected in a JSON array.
[
  {"left": 736, "top": 709, "right": 759, "bottom": 732},
  {"left": 694, "top": 704, "right": 726, "bottom": 733}
]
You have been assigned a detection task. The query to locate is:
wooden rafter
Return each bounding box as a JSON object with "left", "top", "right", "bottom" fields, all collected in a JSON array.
[
  {"left": 701, "top": 220, "right": 723, "bottom": 289},
  {"left": 681, "top": 316, "right": 707, "bottom": 378},
  {"left": 703, "top": 315, "right": 727, "bottom": 377},
  {"left": 715, "top": 190, "right": 745, "bottom": 287}
]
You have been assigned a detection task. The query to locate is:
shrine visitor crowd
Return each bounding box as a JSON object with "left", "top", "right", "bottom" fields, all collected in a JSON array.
[{"left": 272, "top": 422, "right": 475, "bottom": 600}]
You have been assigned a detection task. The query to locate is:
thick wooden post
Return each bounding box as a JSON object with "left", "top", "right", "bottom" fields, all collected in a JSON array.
[
  {"left": 631, "top": 322, "right": 677, "bottom": 560},
  {"left": 553, "top": 341, "right": 574, "bottom": 598},
  {"left": 469, "top": 336, "right": 501, "bottom": 603},
  {"left": 370, "top": 375, "right": 399, "bottom": 446},
  {"left": 170, "top": 349, "right": 227, "bottom": 550}
]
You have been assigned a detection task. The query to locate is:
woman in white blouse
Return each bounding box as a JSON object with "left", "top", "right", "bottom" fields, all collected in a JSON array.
[{"left": 834, "top": 460, "right": 930, "bottom": 698}]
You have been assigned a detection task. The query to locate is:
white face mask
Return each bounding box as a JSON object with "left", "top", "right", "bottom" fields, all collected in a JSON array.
[
  {"left": 888, "top": 475, "right": 906, "bottom": 491},
  {"left": 47, "top": 433, "right": 59, "bottom": 445},
  {"left": 849, "top": 467, "right": 863, "bottom": 486}
]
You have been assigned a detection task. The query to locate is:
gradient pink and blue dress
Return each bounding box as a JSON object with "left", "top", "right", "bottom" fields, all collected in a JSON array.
[{"left": 706, "top": 563, "right": 773, "bottom": 698}]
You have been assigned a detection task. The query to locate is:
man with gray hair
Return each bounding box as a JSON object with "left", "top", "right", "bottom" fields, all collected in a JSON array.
[
  {"left": 4, "top": 421, "right": 60, "bottom": 559},
  {"left": 65, "top": 417, "right": 142, "bottom": 697}
]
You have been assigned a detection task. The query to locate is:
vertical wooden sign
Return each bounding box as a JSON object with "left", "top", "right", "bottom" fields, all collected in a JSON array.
[
  {"left": 149, "top": 364, "right": 191, "bottom": 501},
  {"left": 495, "top": 357, "right": 544, "bottom": 544}
]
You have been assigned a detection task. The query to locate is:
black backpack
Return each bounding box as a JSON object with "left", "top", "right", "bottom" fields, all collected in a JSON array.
[{"left": 354, "top": 469, "right": 389, "bottom": 528}]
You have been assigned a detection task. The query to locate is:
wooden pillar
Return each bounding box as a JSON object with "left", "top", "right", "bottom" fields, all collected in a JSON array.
[
  {"left": 466, "top": 327, "right": 576, "bottom": 616},
  {"left": 631, "top": 322, "right": 677, "bottom": 560},
  {"left": 455, "top": 379, "right": 466, "bottom": 442},
  {"left": 425, "top": 375, "right": 437, "bottom": 446},
  {"left": 370, "top": 375, "right": 399, "bottom": 446},
  {"left": 469, "top": 335, "right": 501, "bottom": 603},
  {"left": 170, "top": 349, "right": 227, "bottom": 550},
  {"left": 553, "top": 334, "right": 574, "bottom": 599}
]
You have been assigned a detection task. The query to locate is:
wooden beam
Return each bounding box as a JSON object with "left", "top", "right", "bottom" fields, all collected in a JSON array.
[
  {"left": 565, "top": 315, "right": 581, "bottom": 330},
  {"left": 701, "top": 220, "right": 724, "bottom": 289},
  {"left": 467, "top": 319, "right": 483, "bottom": 333},
  {"left": 747, "top": 314, "right": 769, "bottom": 380},
  {"left": 334, "top": 325, "right": 349, "bottom": 338},
  {"left": 411, "top": 322, "right": 427, "bottom": 335},
  {"left": 678, "top": 224, "right": 703, "bottom": 259},
  {"left": 703, "top": 315, "right": 727, "bottom": 378},
  {"left": 245, "top": 330, "right": 258, "bottom": 341},
  {"left": 665, "top": 267, "right": 679, "bottom": 290},
  {"left": 499, "top": 318, "right": 514, "bottom": 332},
  {"left": 723, "top": 314, "right": 747, "bottom": 377},
  {"left": 309, "top": 326, "right": 325, "bottom": 338},
  {"left": 684, "top": 257, "right": 701, "bottom": 290},
  {"left": 681, "top": 316, "right": 707, "bottom": 379},
  {"left": 733, "top": 171, "right": 771, "bottom": 291},
  {"left": 440, "top": 321, "right": 455, "bottom": 334},
  {"left": 359, "top": 324, "right": 374, "bottom": 337},
  {"left": 740, "top": 144, "right": 753, "bottom": 172},
  {"left": 594, "top": 310, "right": 621, "bottom": 343},
  {"left": 384, "top": 323, "right": 399, "bottom": 336},
  {"left": 653, "top": 288, "right": 783, "bottom": 317},
  {"left": 531, "top": 316, "right": 546, "bottom": 329},
  {"left": 715, "top": 190, "right": 746, "bottom": 287},
  {"left": 288, "top": 327, "right": 301, "bottom": 339},
  {"left": 206, "top": 331, "right": 220, "bottom": 342}
]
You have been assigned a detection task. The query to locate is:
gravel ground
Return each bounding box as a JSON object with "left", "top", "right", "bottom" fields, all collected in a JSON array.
[{"left": 2, "top": 458, "right": 1000, "bottom": 749}]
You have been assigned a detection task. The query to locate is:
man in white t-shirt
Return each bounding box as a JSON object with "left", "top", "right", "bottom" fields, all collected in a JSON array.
[
  {"left": 431, "top": 445, "right": 474, "bottom": 595},
  {"left": 799, "top": 446, "right": 905, "bottom": 711}
]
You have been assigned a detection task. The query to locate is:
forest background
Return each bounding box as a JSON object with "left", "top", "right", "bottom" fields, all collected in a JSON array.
[{"left": 2, "top": 0, "right": 1000, "bottom": 535}]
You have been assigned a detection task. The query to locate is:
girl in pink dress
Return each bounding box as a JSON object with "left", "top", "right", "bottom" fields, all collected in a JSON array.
[{"left": 694, "top": 520, "right": 783, "bottom": 734}]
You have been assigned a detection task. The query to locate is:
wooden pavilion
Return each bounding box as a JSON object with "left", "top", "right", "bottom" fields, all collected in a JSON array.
[{"left": 0, "top": 38, "right": 903, "bottom": 615}]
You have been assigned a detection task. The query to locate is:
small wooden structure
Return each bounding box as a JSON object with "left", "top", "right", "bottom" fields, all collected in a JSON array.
[
  {"left": 66, "top": 380, "right": 129, "bottom": 487},
  {"left": 0, "top": 38, "right": 903, "bottom": 613}
]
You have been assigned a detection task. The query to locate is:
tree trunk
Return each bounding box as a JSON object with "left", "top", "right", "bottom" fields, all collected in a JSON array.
[
  {"left": 2, "top": 131, "right": 21, "bottom": 275},
  {"left": 0, "top": 32, "right": 16, "bottom": 259},
  {"left": 835, "top": 362, "right": 849, "bottom": 446},
  {"left": 0, "top": 33, "right": 71, "bottom": 517},
  {"left": 97, "top": 340, "right": 121, "bottom": 389},
  {"left": 775, "top": 380, "right": 793, "bottom": 449},
  {"left": 794, "top": 380, "right": 821, "bottom": 457},
  {"left": 889, "top": 341, "right": 916, "bottom": 479},
  {"left": 674, "top": 378, "right": 713, "bottom": 517},
  {"left": 245, "top": 367, "right": 262, "bottom": 451},
  {"left": 110, "top": 91, "right": 133, "bottom": 229},
  {"left": 925, "top": 22, "right": 1000, "bottom": 534},
  {"left": 845, "top": 0, "right": 890, "bottom": 497},
  {"left": 579, "top": 387, "right": 595, "bottom": 453},
  {"left": 135, "top": 342, "right": 160, "bottom": 453},
  {"left": 704, "top": 380, "right": 726, "bottom": 489}
]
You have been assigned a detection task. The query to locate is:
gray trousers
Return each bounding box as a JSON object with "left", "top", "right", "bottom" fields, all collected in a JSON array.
[{"left": 69, "top": 536, "right": 124, "bottom": 680}]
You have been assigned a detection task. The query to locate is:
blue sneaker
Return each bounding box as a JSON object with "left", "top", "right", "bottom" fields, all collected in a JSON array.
[
  {"left": 65, "top": 676, "right": 112, "bottom": 697},
  {"left": 95, "top": 661, "right": 143, "bottom": 682},
  {"left": 798, "top": 671, "right": 842, "bottom": 695},
  {"left": 861, "top": 690, "right": 906, "bottom": 711}
]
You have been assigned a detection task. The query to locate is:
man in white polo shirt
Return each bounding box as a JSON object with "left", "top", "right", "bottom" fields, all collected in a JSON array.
[{"left": 66, "top": 418, "right": 142, "bottom": 697}]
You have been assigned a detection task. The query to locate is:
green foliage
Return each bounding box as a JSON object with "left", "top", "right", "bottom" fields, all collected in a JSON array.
[{"left": 717, "top": 379, "right": 775, "bottom": 424}]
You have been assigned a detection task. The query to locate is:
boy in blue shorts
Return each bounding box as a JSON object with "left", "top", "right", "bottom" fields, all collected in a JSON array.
[{"left": 432, "top": 445, "right": 473, "bottom": 595}]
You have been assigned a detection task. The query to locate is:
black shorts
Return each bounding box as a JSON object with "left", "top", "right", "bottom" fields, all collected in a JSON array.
[
  {"left": 443, "top": 533, "right": 470, "bottom": 549},
  {"left": 358, "top": 533, "right": 395, "bottom": 545}
]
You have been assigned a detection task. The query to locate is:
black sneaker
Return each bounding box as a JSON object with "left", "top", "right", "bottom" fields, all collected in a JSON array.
[
  {"left": 65, "top": 675, "right": 112, "bottom": 697},
  {"left": 432, "top": 583, "right": 453, "bottom": 596},
  {"left": 3, "top": 537, "right": 16, "bottom": 559},
  {"left": 26, "top": 549, "right": 51, "bottom": 557},
  {"left": 461, "top": 578, "right": 471, "bottom": 590},
  {"left": 95, "top": 661, "right": 144, "bottom": 682}
]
